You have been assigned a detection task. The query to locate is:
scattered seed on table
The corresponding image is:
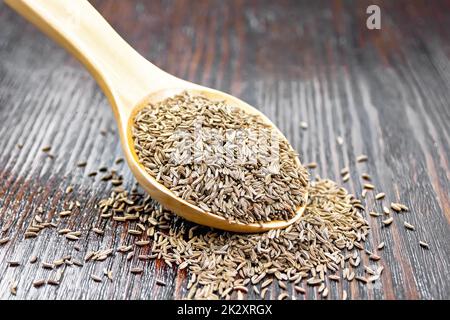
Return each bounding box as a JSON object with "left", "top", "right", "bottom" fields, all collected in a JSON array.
[
  {"left": 375, "top": 192, "right": 385, "bottom": 200},
  {"left": 377, "top": 242, "right": 385, "bottom": 250},
  {"left": 156, "top": 279, "right": 166, "bottom": 286},
  {"left": 118, "top": 245, "right": 133, "bottom": 253},
  {"left": 306, "top": 162, "right": 317, "bottom": 169},
  {"left": 53, "top": 259, "right": 65, "bottom": 267},
  {"left": 342, "top": 290, "right": 348, "bottom": 300},
  {"left": 342, "top": 173, "right": 350, "bottom": 182},
  {"left": 340, "top": 168, "right": 349, "bottom": 176},
  {"left": 355, "top": 276, "right": 368, "bottom": 283},
  {"left": 91, "top": 274, "right": 102, "bottom": 282},
  {"left": 361, "top": 189, "right": 368, "bottom": 199},
  {"left": 59, "top": 211, "right": 72, "bottom": 217},
  {"left": 278, "top": 292, "right": 289, "bottom": 300},
  {"left": 10, "top": 281, "right": 17, "bottom": 295},
  {"left": 369, "top": 211, "right": 381, "bottom": 217},
  {"left": 391, "top": 203, "right": 402, "bottom": 212},
  {"left": 300, "top": 121, "right": 308, "bottom": 129},
  {"left": 369, "top": 254, "right": 381, "bottom": 261},
  {"left": 101, "top": 174, "right": 113, "bottom": 181},
  {"left": 135, "top": 240, "right": 150, "bottom": 246},
  {"left": 382, "top": 217, "right": 393, "bottom": 226},
  {"left": 47, "top": 279, "right": 60, "bottom": 286},
  {"left": 77, "top": 161, "right": 87, "bottom": 167},
  {"left": 84, "top": 252, "right": 95, "bottom": 262},
  {"left": 404, "top": 221, "right": 415, "bottom": 230},
  {"left": 16, "top": 166, "right": 383, "bottom": 300},
  {"left": 115, "top": 158, "right": 124, "bottom": 164},
  {"left": 65, "top": 186, "right": 73, "bottom": 194},
  {"left": 58, "top": 228, "right": 71, "bottom": 235},
  {"left": 95, "top": 255, "right": 107, "bottom": 261},
  {"left": 419, "top": 241, "right": 429, "bottom": 249},
  {"left": 128, "top": 229, "right": 142, "bottom": 236},
  {"left": 383, "top": 206, "right": 390, "bottom": 215},
  {"left": 26, "top": 226, "right": 40, "bottom": 233},
  {"left": 65, "top": 234, "right": 80, "bottom": 241},
  {"left": 33, "top": 279, "right": 45, "bottom": 287},
  {"left": 367, "top": 275, "right": 380, "bottom": 283},
  {"left": 328, "top": 275, "right": 340, "bottom": 281},
  {"left": 253, "top": 285, "right": 260, "bottom": 295},
  {"left": 318, "top": 283, "right": 325, "bottom": 293},
  {"left": 114, "top": 187, "right": 126, "bottom": 193},
  {"left": 72, "top": 259, "right": 83, "bottom": 267},
  {"left": 2, "top": 220, "right": 13, "bottom": 232},
  {"left": 92, "top": 227, "right": 104, "bottom": 235},
  {"left": 363, "top": 183, "right": 375, "bottom": 190},
  {"left": 357, "top": 154, "right": 368, "bottom": 162},
  {"left": 41, "top": 146, "right": 51, "bottom": 152},
  {"left": 260, "top": 288, "right": 268, "bottom": 300},
  {"left": 322, "top": 287, "right": 329, "bottom": 298},
  {"left": 377, "top": 266, "right": 384, "bottom": 275},
  {"left": 64, "top": 259, "right": 73, "bottom": 266},
  {"left": 364, "top": 266, "right": 376, "bottom": 275},
  {"left": 306, "top": 278, "right": 323, "bottom": 286},
  {"left": 0, "top": 237, "right": 10, "bottom": 245},
  {"left": 7, "top": 261, "right": 20, "bottom": 267},
  {"left": 111, "top": 179, "right": 123, "bottom": 186},
  {"left": 336, "top": 136, "right": 344, "bottom": 145},
  {"left": 131, "top": 267, "right": 143, "bottom": 274},
  {"left": 347, "top": 272, "right": 355, "bottom": 281},
  {"left": 24, "top": 232, "right": 38, "bottom": 238},
  {"left": 294, "top": 285, "right": 306, "bottom": 294},
  {"left": 361, "top": 173, "right": 371, "bottom": 180},
  {"left": 261, "top": 279, "right": 273, "bottom": 288}
]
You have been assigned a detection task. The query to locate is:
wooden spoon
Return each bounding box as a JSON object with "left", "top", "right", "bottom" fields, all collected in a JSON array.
[{"left": 5, "top": 0, "right": 308, "bottom": 233}]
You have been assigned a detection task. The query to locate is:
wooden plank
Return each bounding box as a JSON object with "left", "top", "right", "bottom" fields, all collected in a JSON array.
[{"left": 0, "top": 0, "right": 449, "bottom": 299}]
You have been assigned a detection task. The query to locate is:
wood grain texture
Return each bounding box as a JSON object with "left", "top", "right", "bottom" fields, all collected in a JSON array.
[{"left": 0, "top": 0, "right": 449, "bottom": 300}]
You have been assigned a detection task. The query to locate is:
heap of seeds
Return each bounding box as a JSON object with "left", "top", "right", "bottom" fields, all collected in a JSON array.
[
  {"left": 132, "top": 92, "right": 309, "bottom": 224},
  {"left": 98, "top": 176, "right": 370, "bottom": 299}
]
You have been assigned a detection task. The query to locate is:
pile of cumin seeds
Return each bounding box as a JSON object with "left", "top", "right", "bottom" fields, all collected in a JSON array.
[
  {"left": 98, "top": 176, "right": 370, "bottom": 299},
  {"left": 132, "top": 92, "right": 309, "bottom": 224}
]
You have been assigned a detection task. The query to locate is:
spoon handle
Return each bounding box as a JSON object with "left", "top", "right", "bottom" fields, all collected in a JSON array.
[{"left": 5, "top": 0, "right": 166, "bottom": 114}]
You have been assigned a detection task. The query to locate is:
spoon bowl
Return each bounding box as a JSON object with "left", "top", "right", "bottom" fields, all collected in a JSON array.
[{"left": 5, "top": 0, "right": 308, "bottom": 232}]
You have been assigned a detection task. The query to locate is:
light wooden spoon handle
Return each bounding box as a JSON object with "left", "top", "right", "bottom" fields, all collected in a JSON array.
[{"left": 5, "top": 0, "right": 171, "bottom": 119}]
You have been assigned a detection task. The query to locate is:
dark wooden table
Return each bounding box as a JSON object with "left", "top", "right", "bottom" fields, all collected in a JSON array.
[{"left": 0, "top": 0, "right": 449, "bottom": 300}]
